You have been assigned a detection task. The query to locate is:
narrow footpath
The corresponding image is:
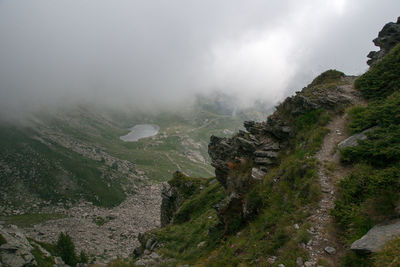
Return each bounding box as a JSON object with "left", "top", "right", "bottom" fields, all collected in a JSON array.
[{"left": 306, "top": 77, "right": 365, "bottom": 266}]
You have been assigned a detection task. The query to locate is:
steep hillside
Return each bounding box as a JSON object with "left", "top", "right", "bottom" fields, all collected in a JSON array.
[
  {"left": 0, "top": 95, "right": 269, "bottom": 262},
  {"left": 133, "top": 70, "right": 360, "bottom": 266},
  {"left": 131, "top": 18, "right": 400, "bottom": 267}
]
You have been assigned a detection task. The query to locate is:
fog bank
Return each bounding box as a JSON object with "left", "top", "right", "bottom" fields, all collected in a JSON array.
[{"left": 0, "top": 0, "right": 399, "bottom": 119}]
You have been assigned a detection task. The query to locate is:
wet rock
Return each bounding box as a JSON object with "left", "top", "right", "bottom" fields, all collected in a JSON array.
[{"left": 351, "top": 219, "right": 400, "bottom": 253}]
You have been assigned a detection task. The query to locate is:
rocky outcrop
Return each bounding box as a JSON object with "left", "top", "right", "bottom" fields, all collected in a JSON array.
[
  {"left": 350, "top": 219, "right": 400, "bottom": 253},
  {"left": 208, "top": 73, "right": 358, "bottom": 234},
  {"left": 0, "top": 226, "right": 36, "bottom": 267},
  {"left": 160, "top": 171, "right": 206, "bottom": 227},
  {"left": 160, "top": 182, "right": 181, "bottom": 227},
  {"left": 368, "top": 17, "right": 400, "bottom": 66}
]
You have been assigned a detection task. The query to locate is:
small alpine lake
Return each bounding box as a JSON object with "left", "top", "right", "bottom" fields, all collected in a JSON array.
[{"left": 120, "top": 124, "right": 160, "bottom": 142}]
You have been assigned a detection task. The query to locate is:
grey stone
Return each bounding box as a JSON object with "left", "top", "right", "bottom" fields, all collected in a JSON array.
[
  {"left": 197, "top": 241, "right": 206, "bottom": 248},
  {"left": 0, "top": 226, "right": 37, "bottom": 267},
  {"left": 262, "top": 142, "right": 280, "bottom": 151},
  {"left": 338, "top": 127, "right": 376, "bottom": 150},
  {"left": 267, "top": 256, "right": 278, "bottom": 264},
  {"left": 296, "top": 257, "right": 304, "bottom": 267},
  {"left": 368, "top": 17, "right": 400, "bottom": 66},
  {"left": 266, "top": 256, "right": 277, "bottom": 264},
  {"left": 145, "top": 239, "right": 154, "bottom": 250},
  {"left": 236, "top": 137, "right": 256, "bottom": 152},
  {"left": 351, "top": 219, "right": 400, "bottom": 253},
  {"left": 149, "top": 252, "right": 160, "bottom": 259},
  {"left": 251, "top": 168, "right": 266, "bottom": 180},
  {"left": 254, "top": 151, "right": 278, "bottom": 158},
  {"left": 324, "top": 246, "right": 336, "bottom": 255},
  {"left": 254, "top": 157, "right": 273, "bottom": 165},
  {"left": 304, "top": 261, "right": 315, "bottom": 267}
]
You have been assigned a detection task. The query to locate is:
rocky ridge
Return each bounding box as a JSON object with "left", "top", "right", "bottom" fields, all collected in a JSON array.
[
  {"left": 367, "top": 16, "right": 400, "bottom": 66},
  {"left": 207, "top": 73, "right": 359, "bottom": 235}
]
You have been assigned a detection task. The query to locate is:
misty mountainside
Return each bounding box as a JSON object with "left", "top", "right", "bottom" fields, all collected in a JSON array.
[
  {"left": 0, "top": 93, "right": 272, "bottom": 263},
  {"left": 0, "top": 93, "right": 271, "bottom": 210},
  {"left": 130, "top": 19, "right": 400, "bottom": 267},
  {"left": 2, "top": 16, "right": 400, "bottom": 267}
]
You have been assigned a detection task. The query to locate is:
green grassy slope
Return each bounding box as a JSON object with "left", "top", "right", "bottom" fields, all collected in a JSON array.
[
  {"left": 332, "top": 44, "right": 400, "bottom": 266},
  {"left": 0, "top": 97, "right": 269, "bottom": 208}
]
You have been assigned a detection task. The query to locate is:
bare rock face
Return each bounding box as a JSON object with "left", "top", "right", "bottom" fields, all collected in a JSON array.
[
  {"left": 351, "top": 219, "right": 400, "bottom": 253},
  {"left": 368, "top": 17, "right": 400, "bottom": 66},
  {"left": 0, "top": 226, "right": 37, "bottom": 267}
]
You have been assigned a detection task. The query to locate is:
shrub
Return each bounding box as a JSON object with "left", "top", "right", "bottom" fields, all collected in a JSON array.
[
  {"left": 79, "top": 250, "right": 89, "bottom": 264},
  {"left": 332, "top": 165, "right": 400, "bottom": 243},
  {"left": 310, "top": 69, "right": 345, "bottom": 87},
  {"left": 56, "top": 232, "right": 77, "bottom": 266},
  {"left": 374, "top": 237, "right": 400, "bottom": 266}
]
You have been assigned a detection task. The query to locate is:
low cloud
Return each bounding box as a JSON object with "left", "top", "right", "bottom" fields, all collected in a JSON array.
[{"left": 0, "top": 0, "right": 399, "bottom": 119}]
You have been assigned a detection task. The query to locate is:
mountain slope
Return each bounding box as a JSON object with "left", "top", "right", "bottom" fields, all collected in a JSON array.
[{"left": 132, "top": 18, "right": 400, "bottom": 267}]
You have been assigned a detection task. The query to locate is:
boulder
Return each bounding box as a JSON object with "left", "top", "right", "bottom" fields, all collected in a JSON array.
[
  {"left": 251, "top": 168, "right": 266, "bottom": 180},
  {"left": 324, "top": 246, "right": 336, "bottom": 255},
  {"left": 338, "top": 127, "right": 376, "bottom": 150},
  {"left": 350, "top": 219, "right": 400, "bottom": 253},
  {"left": 0, "top": 227, "right": 36, "bottom": 267}
]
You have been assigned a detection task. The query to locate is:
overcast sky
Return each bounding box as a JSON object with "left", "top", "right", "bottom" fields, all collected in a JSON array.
[{"left": 0, "top": 0, "right": 399, "bottom": 118}]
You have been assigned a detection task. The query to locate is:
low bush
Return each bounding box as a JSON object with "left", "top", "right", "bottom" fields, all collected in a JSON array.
[{"left": 374, "top": 237, "right": 400, "bottom": 266}]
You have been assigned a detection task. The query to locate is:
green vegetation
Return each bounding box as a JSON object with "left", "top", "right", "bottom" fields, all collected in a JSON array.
[
  {"left": 0, "top": 213, "right": 66, "bottom": 228},
  {"left": 1, "top": 97, "right": 265, "bottom": 208},
  {"left": 56, "top": 232, "right": 78, "bottom": 266},
  {"left": 355, "top": 43, "right": 400, "bottom": 99},
  {"left": 0, "top": 125, "right": 126, "bottom": 207},
  {"left": 373, "top": 237, "right": 400, "bottom": 266},
  {"left": 31, "top": 244, "right": 55, "bottom": 267},
  {"left": 310, "top": 69, "right": 345, "bottom": 87},
  {"left": 332, "top": 43, "right": 400, "bottom": 265},
  {"left": 139, "top": 101, "right": 331, "bottom": 266},
  {"left": 79, "top": 250, "right": 89, "bottom": 264}
]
